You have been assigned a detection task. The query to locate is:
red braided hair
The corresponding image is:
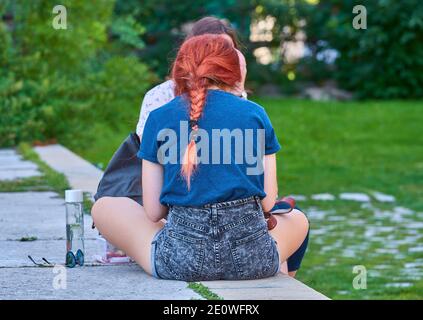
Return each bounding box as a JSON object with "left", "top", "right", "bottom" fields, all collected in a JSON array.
[{"left": 172, "top": 34, "right": 241, "bottom": 188}]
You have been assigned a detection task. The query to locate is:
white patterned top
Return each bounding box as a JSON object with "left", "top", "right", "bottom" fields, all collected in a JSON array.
[{"left": 136, "top": 80, "right": 175, "bottom": 138}]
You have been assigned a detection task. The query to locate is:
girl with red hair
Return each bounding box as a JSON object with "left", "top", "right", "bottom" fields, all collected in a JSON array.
[{"left": 93, "top": 34, "right": 308, "bottom": 281}]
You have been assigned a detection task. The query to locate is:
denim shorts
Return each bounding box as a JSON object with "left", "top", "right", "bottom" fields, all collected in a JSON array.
[{"left": 150, "top": 196, "right": 280, "bottom": 281}]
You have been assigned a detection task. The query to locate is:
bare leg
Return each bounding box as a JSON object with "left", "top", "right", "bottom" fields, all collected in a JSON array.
[
  {"left": 279, "top": 261, "right": 288, "bottom": 274},
  {"left": 91, "top": 197, "right": 165, "bottom": 275},
  {"left": 268, "top": 209, "right": 309, "bottom": 276}
]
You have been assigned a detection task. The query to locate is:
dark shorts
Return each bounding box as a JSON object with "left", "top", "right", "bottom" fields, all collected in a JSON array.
[{"left": 150, "top": 196, "right": 280, "bottom": 281}]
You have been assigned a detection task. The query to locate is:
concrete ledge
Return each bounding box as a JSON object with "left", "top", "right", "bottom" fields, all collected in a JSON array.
[
  {"left": 0, "top": 190, "right": 200, "bottom": 300},
  {"left": 0, "top": 192, "right": 97, "bottom": 241},
  {"left": 201, "top": 274, "right": 329, "bottom": 300},
  {"left": 0, "top": 265, "right": 203, "bottom": 300},
  {"left": 34, "top": 145, "right": 103, "bottom": 196},
  {"left": 0, "top": 148, "right": 41, "bottom": 180},
  {"left": 32, "top": 144, "right": 329, "bottom": 300}
]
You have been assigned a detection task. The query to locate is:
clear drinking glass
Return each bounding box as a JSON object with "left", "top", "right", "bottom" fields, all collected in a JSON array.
[{"left": 65, "top": 190, "right": 85, "bottom": 257}]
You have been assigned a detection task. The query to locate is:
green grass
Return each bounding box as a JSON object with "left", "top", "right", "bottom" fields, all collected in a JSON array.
[
  {"left": 188, "top": 282, "right": 223, "bottom": 300},
  {"left": 257, "top": 98, "right": 423, "bottom": 212},
  {"left": 259, "top": 98, "right": 423, "bottom": 299},
  {"left": 257, "top": 98, "right": 423, "bottom": 299},
  {"left": 67, "top": 98, "right": 423, "bottom": 299},
  {"left": 19, "top": 236, "right": 38, "bottom": 242},
  {"left": 65, "top": 122, "right": 134, "bottom": 171}
]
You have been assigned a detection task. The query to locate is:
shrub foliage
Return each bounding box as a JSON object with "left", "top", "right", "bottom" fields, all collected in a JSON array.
[{"left": 0, "top": 0, "right": 155, "bottom": 147}]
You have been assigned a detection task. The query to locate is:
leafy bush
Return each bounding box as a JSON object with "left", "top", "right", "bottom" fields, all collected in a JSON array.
[
  {"left": 0, "top": 0, "right": 155, "bottom": 147},
  {"left": 298, "top": 0, "right": 423, "bottom": 99}
]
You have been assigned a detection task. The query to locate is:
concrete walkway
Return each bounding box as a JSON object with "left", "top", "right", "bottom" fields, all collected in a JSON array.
[
  {"left": 34, "top": 145, "right": 103, "bottom": 197},
  {"left": 1, "top": 145, "right": 328, "bottom": 299},
  {"left": 0, "top": 149, "right": 201, "bottom": 300},
  {"left": 0, "top": 149, "right": 41, "bottom": 180}
]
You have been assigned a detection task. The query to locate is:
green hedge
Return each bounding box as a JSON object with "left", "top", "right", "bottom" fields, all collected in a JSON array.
[
  {"left": 0, "top": 0, "right": 155, "bottom": 147},
  {"left": 299, "top": 0, "right": 423, "bottom": 99}
]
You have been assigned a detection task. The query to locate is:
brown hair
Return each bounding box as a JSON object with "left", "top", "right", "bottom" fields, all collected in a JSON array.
[{"left": 187, "top": 16, "right": 241, "bottom": 50}]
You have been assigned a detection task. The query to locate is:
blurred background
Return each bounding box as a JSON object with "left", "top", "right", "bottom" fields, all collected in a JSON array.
[{"left": 1, "top": 0, "right": 422, "bottom": 299}]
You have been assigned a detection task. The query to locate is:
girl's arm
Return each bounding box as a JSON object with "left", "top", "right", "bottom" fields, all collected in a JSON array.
[
  {"left": 142, "top": 159, "right": 168, "bottom": 222},
  {"left": 261, "top": 154, "right": 278, "bottom": 212}
]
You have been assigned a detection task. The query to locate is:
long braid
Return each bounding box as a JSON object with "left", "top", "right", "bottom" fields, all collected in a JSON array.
[
  {"left": 189, "top": 86, "right": 207, "bottom": 121},
  {"left": 181, "top": 83, "right": 207, "bottom": 189}
]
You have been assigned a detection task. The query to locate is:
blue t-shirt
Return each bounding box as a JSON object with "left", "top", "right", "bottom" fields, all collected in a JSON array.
[{"left": 137, "top": 89, "right": 281, "bottom": 206}]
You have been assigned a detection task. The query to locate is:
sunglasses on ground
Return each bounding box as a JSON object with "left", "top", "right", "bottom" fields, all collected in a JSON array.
[
  {"left": 28, "top": 249, "right": 84, "bottom": 268},
  {"left": 28, "top": 255, "right": 54, "bottom": 267},
  {"left": 66, "top": 249, "right": 84, "bottom": 268}
]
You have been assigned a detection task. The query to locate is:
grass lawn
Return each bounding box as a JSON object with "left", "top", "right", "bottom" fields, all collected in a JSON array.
[{"left": 68, "top": 97, "right": 423, "bottom": 299}]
